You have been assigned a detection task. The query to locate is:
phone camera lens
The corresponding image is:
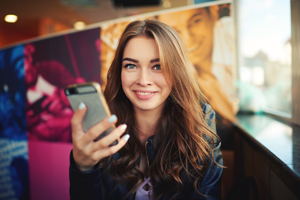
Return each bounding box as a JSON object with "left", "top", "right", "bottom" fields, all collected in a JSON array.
[{"left": 70, "top": 88, "right": 78, "bottom": 94}]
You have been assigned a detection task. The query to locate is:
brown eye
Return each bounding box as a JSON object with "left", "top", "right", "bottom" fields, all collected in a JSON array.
[
  {"left": 189, "top": 15, "right": 203, "bottom": 28},
  {"left": 193, "top": 18, "right": 201, "bottom": 24}
]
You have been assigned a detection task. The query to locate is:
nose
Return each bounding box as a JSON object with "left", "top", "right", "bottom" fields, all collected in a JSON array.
[
  {"left": 179, "top": 29, "right": 193, "bottom": 49},
  {"left": 136, "top": 68, "right": 152, "bottom": 86}
]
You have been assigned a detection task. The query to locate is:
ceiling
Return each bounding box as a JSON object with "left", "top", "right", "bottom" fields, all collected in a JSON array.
[{"left": 0, "top": 0, "right": 190, "bottom": 37}]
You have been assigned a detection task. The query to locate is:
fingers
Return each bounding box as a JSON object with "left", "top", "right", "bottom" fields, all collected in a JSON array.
[
  {"left": 82, "top": 114, "right": 118, "bottom": 144},
  {"left": 93, "top": 133, "right": 130, "bottom": 160},
  {"left": 92, "top": 124, "right": 127, "bottom": 151},
  {"left": 71, "top": 102, "right": 87, "bottom": 137},
  {"left": 71, "top": 106, "right": 130, "bottom": 170}
]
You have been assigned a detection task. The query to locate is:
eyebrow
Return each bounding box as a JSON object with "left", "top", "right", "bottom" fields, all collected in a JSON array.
[
  {"left": 122, "top": 58, "right": 138, "bottom": 63},
  {"left": 122, "top": 57, "right": 159, "bottom": 63},
  {"left": 190, "top": 13, "right": 203, "bottom": 20}
]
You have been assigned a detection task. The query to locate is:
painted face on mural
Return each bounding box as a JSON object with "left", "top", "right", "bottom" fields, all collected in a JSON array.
[
  {"left": 159, "top": 7, "right": 216, "bottom": 72},
  {"left": 100, "top": 21, "right": 130, "bottom": 87},
  {"left": 121, "top": 36, "right": 172, "bottom": 113}
]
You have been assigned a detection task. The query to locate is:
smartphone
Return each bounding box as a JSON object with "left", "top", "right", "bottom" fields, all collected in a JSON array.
[{"left": 65, "top": 82, "right": 118, "bottom": 145}]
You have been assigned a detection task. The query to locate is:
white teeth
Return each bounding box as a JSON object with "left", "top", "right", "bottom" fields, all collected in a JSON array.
[{"left": 136, "top": 92, "right": 152, "bottom": 95}]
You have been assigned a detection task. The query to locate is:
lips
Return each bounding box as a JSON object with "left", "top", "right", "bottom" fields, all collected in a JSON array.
[
  {"left": 133, "top": 90, "right": 157, "bottom": 100},
  {"left": 187, "top": 40, "right": 203, "bottom": 53}
]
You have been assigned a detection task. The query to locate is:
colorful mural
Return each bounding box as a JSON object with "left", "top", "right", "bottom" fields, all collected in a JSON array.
[
  {"left": 0, "top": 45, "right": 29, "bottom": 199},
  {"left": 0, "top": 1, "right": 235, "bottom": 199}
]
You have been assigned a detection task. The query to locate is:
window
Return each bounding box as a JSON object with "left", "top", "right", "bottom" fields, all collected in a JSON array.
[{"left": 236, "top": 0, "right": 292, "bottom": 117}]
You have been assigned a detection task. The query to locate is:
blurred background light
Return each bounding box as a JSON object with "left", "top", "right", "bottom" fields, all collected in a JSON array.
[
  {"left": 74, "top": 21, "right": 86, "bottom": 30},
  {"left": 5, "top": 14, "right": 18, "bottom": 23},
  {"left": 163, "top": 1, "right": 171, "bottom": 8}
]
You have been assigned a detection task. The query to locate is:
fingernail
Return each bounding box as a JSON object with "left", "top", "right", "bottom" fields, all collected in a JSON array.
[
  {"left": 120, "top": 124, "right": 127, "bottom": 131},
  {"left": 108, "top": 114, "right": 117, "bottom": 123},
  {"left": 123, "top": 134, "right": 130, "bottom": 141},
  {"left": 79, "top": 102, "right": 85, "bottom": 110}
]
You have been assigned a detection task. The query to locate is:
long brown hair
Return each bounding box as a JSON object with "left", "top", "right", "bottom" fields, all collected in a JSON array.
[{"left": 103, "top": 19, "right": 220, "bottom": 199}]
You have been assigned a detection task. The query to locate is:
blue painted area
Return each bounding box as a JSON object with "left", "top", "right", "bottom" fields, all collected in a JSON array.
[
  {"left": 194, "top": 0, "right": 216, "bottom": 4},
  {"left": 0, "top": 45, "right": 27, "bottom": 140},
  {"left": 0, "top": 46, "right": 29, "bottom": 200}
]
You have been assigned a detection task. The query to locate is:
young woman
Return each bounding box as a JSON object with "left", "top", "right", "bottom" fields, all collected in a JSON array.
[{"left": 69, "top": 19, "right": 223, "bottom": 200}]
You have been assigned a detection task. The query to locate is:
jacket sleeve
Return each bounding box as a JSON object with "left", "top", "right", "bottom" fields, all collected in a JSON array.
[
  {"left": 199, "top": 104, "right": 223, "bottom": 200},
  {"left": 69, "top": 150, "right": 108, "bottom": 200}
]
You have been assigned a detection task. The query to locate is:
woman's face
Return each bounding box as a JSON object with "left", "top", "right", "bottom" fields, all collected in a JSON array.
[
  {"left": 158, "top": 8, "right": 214, "bottom": 69},
  {"left": 121, "top": 36, "right": 172, "bottom": 113}
]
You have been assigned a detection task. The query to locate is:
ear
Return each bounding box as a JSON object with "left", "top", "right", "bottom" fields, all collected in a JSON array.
[{"left": 209, "top": 5, "right": 219, "bottom": 23}]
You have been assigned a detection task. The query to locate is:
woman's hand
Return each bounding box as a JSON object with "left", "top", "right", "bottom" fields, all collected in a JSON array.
[{"left": 71, "top": 102, "right": 129, "bottom": 172}]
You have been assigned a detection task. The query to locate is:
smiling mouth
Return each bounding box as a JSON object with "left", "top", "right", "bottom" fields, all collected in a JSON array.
[
  {"left": 135, "top": 91, "right": 154, "bottom": 95},
  {"left": 187, "top": 40, "right": 203, "bottom": 53},
  {"left": 133, "top": 91, "right": 157, "bottom": 100}
]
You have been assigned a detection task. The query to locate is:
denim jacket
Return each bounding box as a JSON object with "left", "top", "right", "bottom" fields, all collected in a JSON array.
[{"left": 69, "top": 104, "right": 223, "bottom": 200}]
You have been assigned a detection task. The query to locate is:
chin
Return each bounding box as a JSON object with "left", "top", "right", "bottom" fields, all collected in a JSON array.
[
  {"left": 135, "top": 102, "right": 165, "bottom": 112},
  {"left": 135, "top": 105, "right": 155, "bottom": 111}
]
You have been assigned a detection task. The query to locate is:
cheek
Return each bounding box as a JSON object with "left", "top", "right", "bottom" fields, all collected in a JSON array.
[
  {"left": 121, "top": 71, "right": 133, "bottom": 89},
  {"left": 203, "top": 22, "right": 213, "bottom": 39},
  {"left": 155, "top": 74, "right": 172, "bottom": 92},
  {"left": 190, "top": 25, "right": 202, "bottom": 36},
  {"left": 121, "top": 71, "right": 126, "bottom": 88}
]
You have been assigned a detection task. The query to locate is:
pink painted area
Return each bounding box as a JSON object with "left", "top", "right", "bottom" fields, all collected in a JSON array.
[{"left": 28, "top": 140, "right": 73, "bottom": 200}]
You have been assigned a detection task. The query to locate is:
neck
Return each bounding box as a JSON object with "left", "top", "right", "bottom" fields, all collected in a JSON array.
[{"left": 134, "top": 107, "right": 163, "bottom": 145}]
